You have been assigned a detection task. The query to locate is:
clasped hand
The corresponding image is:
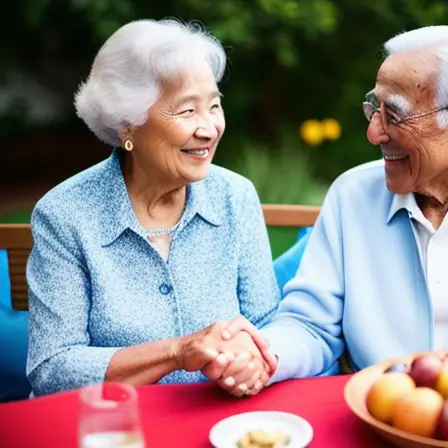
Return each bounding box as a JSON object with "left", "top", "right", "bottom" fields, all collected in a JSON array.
[{"left": 175, "top": 316, "right": 277, "bottom": 397}]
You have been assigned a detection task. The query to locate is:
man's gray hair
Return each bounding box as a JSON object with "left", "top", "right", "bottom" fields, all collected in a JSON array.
[
  {"left": 384, "top": 26, "right": 448, "bottom": 128},
  {"left": 74, "top": 19, "right": 227, "bottom": 146}
]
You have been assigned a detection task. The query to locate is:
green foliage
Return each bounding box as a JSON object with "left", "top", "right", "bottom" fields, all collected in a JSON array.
[
  {"left": 0, "top": 210, "right": 32, "bottom": 224},
  {"left": 230, "top": 131, "right": 328, "bottom": 205},
  {"left": 2, "top": 0, "right": 448, "bottom": 200}
]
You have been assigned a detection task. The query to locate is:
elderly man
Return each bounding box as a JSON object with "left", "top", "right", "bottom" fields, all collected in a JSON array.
[{"left": 208, "top": 25, "right": 448, "bottom": 391}]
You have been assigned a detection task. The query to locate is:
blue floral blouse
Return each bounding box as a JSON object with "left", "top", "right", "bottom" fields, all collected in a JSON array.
[{"left": 26, "top": 149, "right": 280, "bottom": 396}]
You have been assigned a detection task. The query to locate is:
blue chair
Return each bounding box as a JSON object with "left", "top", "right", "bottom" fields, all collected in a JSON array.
[
  {"left": 0, "top": 249, "right": 30, "bottom": 401},
  {"left": 274, "top": 227, "right": 313, "bottom": 295}
]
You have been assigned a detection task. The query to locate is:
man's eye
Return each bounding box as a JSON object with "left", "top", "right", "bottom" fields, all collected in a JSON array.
[
  {"left": 385, "top": 108, "right": 400, "bottom": 124},
  {"left": 179, "top": 109, "right": 194, "bottom": 115}
]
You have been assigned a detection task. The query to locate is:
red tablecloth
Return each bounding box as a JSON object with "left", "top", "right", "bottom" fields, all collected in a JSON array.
[{"left": 0, "top": 375, "right": 393, "bottom": 447}]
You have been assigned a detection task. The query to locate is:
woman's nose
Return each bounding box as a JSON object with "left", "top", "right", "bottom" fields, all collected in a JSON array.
[
  {"left": 366, "top": 113, "right": 390, "bottom": 145},
  {"left": 195, "top": 118, "right": 218, "bottom": 140}
]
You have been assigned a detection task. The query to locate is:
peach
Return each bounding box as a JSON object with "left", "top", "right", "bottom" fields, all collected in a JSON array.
[
  {"left": 366, "top": 372, "right": 415, "bottom": 423},
  {"left": 435, "top": 360, "right": 448, "bottom": 398},
  {"left": 391, "top": 387, "right": 444, "bottom": 438}
]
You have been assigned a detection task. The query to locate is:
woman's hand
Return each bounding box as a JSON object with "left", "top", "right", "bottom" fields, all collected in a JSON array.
[
  {"left": 222, "top": 315, "right": 278, "bottom": 372},
  {"left": 216, "top": 332, "right": 271, "bottom": 397},
  {"left": 173, "top": 319, "right": 275, "bottom": 397},
  {"left": 173, "top": 321, "right": 238, "bottom": 372},
  {"left": 201, "top": 315, "right": 279, "bottom": 396},
  {"left": 216, "top": 355, "right": 268, "bottom": 396},
  {"left": 201, "top": 330, "right": 272, "bottom": 397}
]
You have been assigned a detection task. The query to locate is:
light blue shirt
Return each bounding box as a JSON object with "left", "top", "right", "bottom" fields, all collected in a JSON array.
[
  {"left": 263, "top": 160, "right": 435, "bottom": 383},
  {"left": 27, "top": 149, "right": 280, "bottom": 396}
]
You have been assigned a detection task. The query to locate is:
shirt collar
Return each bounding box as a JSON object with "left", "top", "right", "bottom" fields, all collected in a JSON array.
[
  {"left": 100, "top": 149, "right": 142, "bottom": 246},
  {"left": 181, "top": 175, "right": 223, "bottom": 229},
  {"left": 100, "top": 149, "right": 222, "bottom": 246},
  {"left": 387, "top": 192, "right": 420, "bottom": 223}
]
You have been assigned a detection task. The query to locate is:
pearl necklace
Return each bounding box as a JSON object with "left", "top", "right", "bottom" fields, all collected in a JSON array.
[{"left": 145, "top": 220, "right": 181, "bottom": 237}]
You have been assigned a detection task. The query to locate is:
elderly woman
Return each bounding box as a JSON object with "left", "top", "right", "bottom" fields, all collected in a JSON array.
[
  {"left": 218, "top": 25, "right": 448, "bottom": 386},
  {"left": 26, "top": 19, "right": 279, "bottom": 397}
]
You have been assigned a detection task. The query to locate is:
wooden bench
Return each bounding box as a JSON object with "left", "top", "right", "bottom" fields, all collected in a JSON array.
[
  {"left": 0, "top": 204, "right": 321, "bottom": 311},
  {"left": 262, "top": 204, "right": 320, "bottom": 228}
]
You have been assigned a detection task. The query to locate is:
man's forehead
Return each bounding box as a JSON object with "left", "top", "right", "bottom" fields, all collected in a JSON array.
[{"left": 376, "top": 50, "right": 438, "bottom": 94}]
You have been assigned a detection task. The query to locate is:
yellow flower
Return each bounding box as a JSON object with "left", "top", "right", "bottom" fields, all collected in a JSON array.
[
  {"left": 299, "top": 120, "right": 324, "bottom": 146},
  {"left": 321, "top": 118, "right": 342, "bottom": 140}
]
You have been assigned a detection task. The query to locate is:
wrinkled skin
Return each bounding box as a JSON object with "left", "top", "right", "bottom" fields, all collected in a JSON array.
[{"left": 366, "top": 47, "right": 448, "bottom": 228}]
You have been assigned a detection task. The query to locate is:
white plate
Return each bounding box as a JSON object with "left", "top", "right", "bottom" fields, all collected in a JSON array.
[{"left": 209, "top": 411, "right": 313, "bottom": 448}]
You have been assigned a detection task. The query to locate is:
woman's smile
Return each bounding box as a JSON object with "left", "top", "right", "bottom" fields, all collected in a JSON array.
[{"left": 180, "top": 146, "right": 212, "bottom": 160}]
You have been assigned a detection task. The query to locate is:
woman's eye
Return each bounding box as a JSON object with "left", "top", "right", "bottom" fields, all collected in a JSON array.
[{"left": 178, "top": 109, "right": 195, "bottom": 116}]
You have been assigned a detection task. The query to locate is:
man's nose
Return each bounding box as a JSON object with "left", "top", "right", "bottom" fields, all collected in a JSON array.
[{"left": 366, "top": 112, "right": 390, "bottom": 145}]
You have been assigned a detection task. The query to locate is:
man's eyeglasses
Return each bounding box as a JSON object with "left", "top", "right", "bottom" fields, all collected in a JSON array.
[
  {"left": 362, "top": 91, "right": 382, "bottom": 122},
  {"left": 362, "top": 90, "right": 447, "bottom": 125}
]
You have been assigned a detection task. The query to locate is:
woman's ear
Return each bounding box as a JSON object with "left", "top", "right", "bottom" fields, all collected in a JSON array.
[
  {"left": 119, "top": 126, "right": 133, "bottom": 146},
  {"left": 120, "top": 125, "right": 138, "bottom": 152}
]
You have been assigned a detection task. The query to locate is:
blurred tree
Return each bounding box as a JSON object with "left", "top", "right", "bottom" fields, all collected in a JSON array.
[{"left": 1, "top": 0, "right": 448, "bottom": 185}]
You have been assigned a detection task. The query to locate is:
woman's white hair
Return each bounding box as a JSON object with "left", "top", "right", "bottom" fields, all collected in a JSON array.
[
  {"left": 384, "top": 26, "right": 448, "bottom": 128},
  {"left": 74, "top": 19, "right": 227, "bottom": 146}
]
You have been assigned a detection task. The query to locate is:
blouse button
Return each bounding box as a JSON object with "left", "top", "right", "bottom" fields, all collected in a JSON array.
[{"left": 159, "top": 284, "right": 172, "bottom": 295}]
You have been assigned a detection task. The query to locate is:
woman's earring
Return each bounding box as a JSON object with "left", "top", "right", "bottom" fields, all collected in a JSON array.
[{"left": 124, "top": 139, "right": 134, "bottom": 152}]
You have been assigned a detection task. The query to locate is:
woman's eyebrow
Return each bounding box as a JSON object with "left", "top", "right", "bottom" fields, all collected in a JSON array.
[
  {"left": 172, "top": 94, "right": 198, "bottom": 109},
  {"left": 173, "top": 91, "right": 222, "bottom": 109}
]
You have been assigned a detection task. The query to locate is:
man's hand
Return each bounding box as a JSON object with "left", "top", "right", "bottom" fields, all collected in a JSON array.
[
  {"left": 201, "top": 320, "right": 277, "bottom": 397},
  {"left": 200, "top": 330, "right": 269, "bottom": 396},
  {"left": 222, "top": 315, "right": 278, "bottom": 372},
  {"left": 216, "top": 339, "right": 271, "bottom": 396},
  {"left": 173, "top": 318, "right": 277, "bottom": 397}
]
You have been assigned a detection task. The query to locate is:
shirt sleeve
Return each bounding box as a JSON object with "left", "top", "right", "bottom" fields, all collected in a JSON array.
[
  {"left": 26, "top": 203, "right": 121, "bottom": 396},
  {"left": 261, "top": 182, "right": 346, "bottom": 383},
  {"left": 236, "top": 181, "right": 281, "bottom": 329}
]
